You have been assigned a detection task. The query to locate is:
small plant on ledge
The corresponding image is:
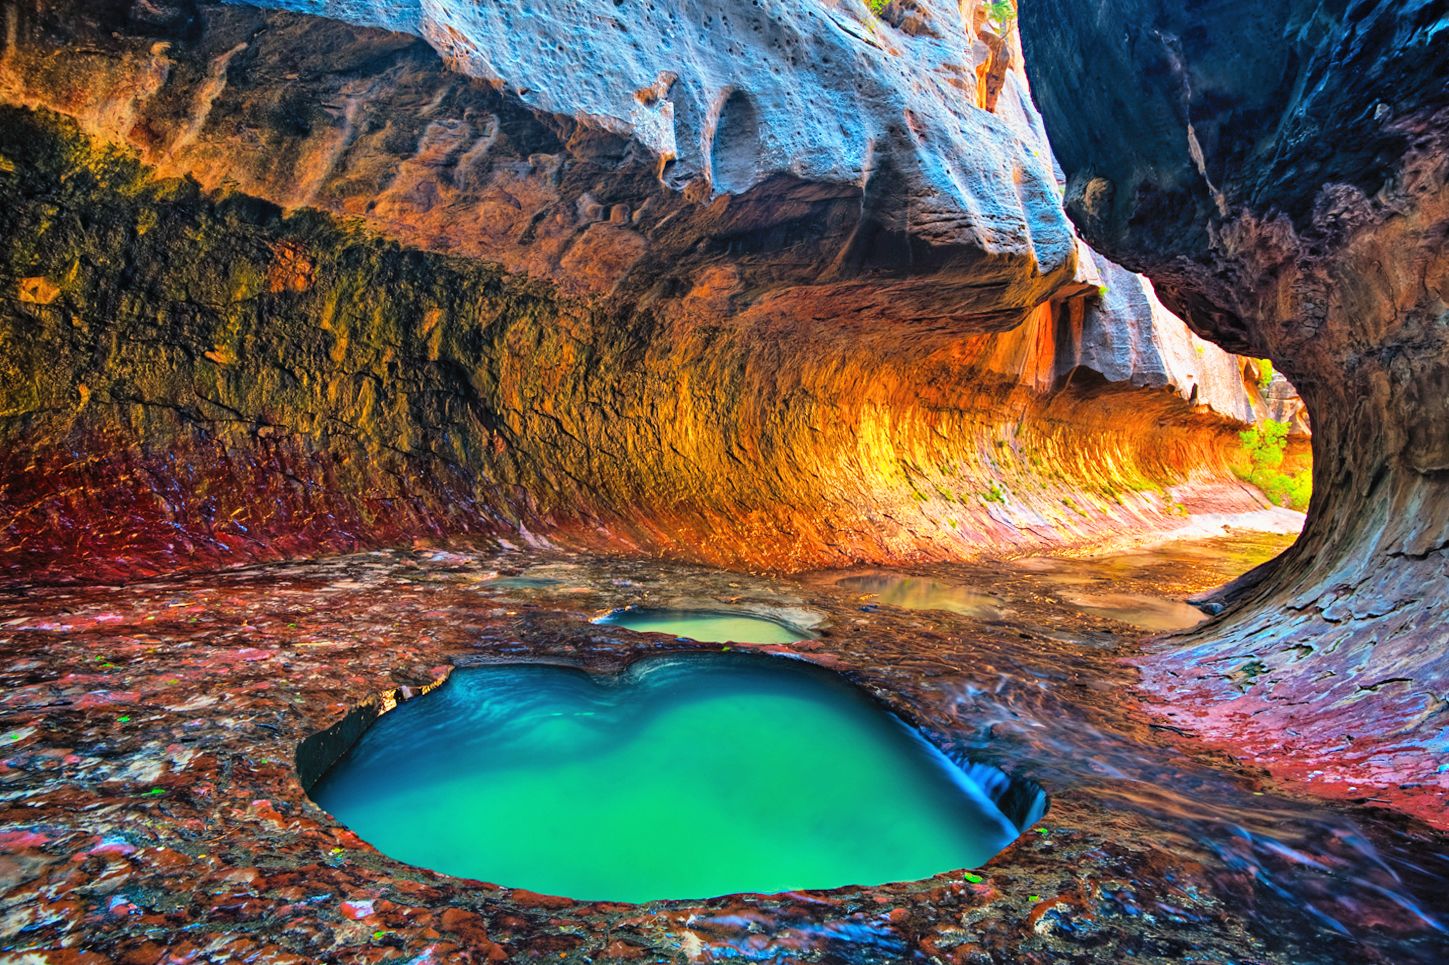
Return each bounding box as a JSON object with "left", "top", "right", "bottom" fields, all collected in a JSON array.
[
  {"left": 1256, "top": 358, "right": 1275, "bottom": 392},
  {"left": 982, "top": 0, "right": 1017, "bottom": 32}
]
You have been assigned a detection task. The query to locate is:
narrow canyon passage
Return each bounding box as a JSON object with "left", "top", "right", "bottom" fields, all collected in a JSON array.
[{"left": 0, "top": 0, "right": 1443, "bottom": 961}]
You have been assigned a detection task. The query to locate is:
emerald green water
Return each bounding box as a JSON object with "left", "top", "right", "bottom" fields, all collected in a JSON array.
[
  {"left": 310, "top": 656, "right": 1020, "bottom": 901},
  {"left": 593, "top": 608, "right": 810, "bottom": 644}
]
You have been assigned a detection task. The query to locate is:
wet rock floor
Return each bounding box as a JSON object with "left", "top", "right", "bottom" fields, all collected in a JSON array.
[{"left": 0, "top": 531, "right": 1446, "bottom": 963}]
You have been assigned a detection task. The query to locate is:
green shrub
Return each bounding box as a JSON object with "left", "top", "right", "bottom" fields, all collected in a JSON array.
[
  {"left": 982, "top": 0, "right": 1016, "bottom": 29},
  {"left": 1236, "top": 418, "right": 1310, "bottom": 510},
  {"left": 1256, "top": 359, "right": 1275, "bottom": 392}
]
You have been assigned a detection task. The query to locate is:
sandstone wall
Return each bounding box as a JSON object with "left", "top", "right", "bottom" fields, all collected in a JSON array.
[
  {"left": 1022, "top": 0, "right": 1447, "bottom": 823},
  {"left": 0, "top": 0, "right": 1293, "bottom": 587},
  {"left": 0, "top": 107, "right": 1264, "bottom": 584}
]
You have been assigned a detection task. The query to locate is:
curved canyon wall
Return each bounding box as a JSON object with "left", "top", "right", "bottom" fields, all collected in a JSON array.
[
  {"left": 0, "top": 105, "right": 1277, "bottom": 584},
  {"left": 1, "top": 0, "right": 1076, "bottom": 321},
  {"left": 1, "top": 0, "right": 1294, "bottom": 585},
  {"left": 1021, "top": 0, "right": 1447, "bottom": 820}
]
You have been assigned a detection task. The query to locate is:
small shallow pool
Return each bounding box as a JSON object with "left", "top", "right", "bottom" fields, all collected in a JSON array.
[
  {"left": 833, "top": 572, "right": 1004, "bottom": 619},
  {"left": 308, "top": 655, "right": 1025, "bottom": 902},
  {"left": 1061, "top": 590, "right": 1207, "bottom": 631},
  {"left": 593, "top": 607, "right": 811, "bottom": 644}
]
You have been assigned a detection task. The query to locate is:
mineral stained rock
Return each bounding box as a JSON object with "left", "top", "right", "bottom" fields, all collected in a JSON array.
[
  {"left": 0, "top": 0, "right": 1290, "bottom": 586},
  {"left": 6, "top": 536, "right": 1446, "bottom": 963},
  {"left": 1022, "top": 0, "right": 1448, "bottom": 824},
  {"left": 0, "top": 106, "right": 1273, "bottom": 583}
]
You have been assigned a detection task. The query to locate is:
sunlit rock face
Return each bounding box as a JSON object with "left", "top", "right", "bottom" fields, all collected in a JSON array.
[
  {"left": 0, "top": 0, "right": 1290, "bottom": 585},
  {"left": 0, "top": 107, "right": 1271, "bottom": 583},
  {"left": 1022, "top": 0, "right": 1448, "bottom": 824},
  {"left": 1054, "top": 246, "right": 1276, "bottom": 425}
]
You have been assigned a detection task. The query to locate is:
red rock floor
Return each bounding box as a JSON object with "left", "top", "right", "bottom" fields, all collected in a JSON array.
[{"left": 0, "top": 532, "right": 1445, "bottom": 963}]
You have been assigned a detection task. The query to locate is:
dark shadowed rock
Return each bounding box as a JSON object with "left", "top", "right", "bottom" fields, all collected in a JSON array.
[{"left": 1022, "top": 0, "right": 1448, "bottom": 824}]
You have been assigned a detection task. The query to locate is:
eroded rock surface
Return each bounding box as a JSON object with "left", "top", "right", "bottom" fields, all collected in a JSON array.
[
  {"left": 0, "top": 105, "right": 1280, "bottom": 584},
  {"left": 0, "top": 536, "right": 1444, "bottom": 962},
  {"left": 1022, "top": 0, "right": 1448, "bottom": 823},
  {"left": 0, "top": 1, "right": 1290, "bottom": 585},
  {"left": 0, "top": 0, "right": 1073, "bottom": 323}
]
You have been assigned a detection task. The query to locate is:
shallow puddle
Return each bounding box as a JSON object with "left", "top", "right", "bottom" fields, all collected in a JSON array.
[
  {"left": 484, "top": 575, "right": 564, "bottom": 590},
  {"left": 310, "top": 655, "right": 1023, "bottom": 901},
  {"left": 1061, "top": 590, "right": 1207, "bottom": 631},
  {"left": 1001, "top": 548, "right": 1218, "bottom": 629},
  {"left": 593, "top": 608, "right": 810, "bottom": 644},
  {"left": 832, "top": 572, "right": 1004, "bottom": 619}
]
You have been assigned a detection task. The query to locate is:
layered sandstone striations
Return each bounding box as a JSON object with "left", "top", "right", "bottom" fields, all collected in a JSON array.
[
  {"left": 1, "top": 0, "right": 1293, "bottom": 586},
  {"left": 0, "top": 107, "right": 1273, "bottom": 584},
  {"left": 1022, "top": 0, "right": 1448, "bottom": 822}
]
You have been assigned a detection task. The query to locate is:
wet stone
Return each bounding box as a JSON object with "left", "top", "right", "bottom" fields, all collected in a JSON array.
[{"left": 0, "top": 533, "right": 1444, "bottom": 962}]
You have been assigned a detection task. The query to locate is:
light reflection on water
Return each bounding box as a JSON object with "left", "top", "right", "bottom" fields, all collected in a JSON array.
[
  {"left": 593, "top": 608, "right": 811, "bottom": 644},
  {"left": 1059, "top": 590, "right": 1206, "bottom": 630},
  {"left": 833, "top": 573, "right": 1005, "bottom": 619},
  {"left": 833, "top": 548, "right": 1219, "bottom": 630}
]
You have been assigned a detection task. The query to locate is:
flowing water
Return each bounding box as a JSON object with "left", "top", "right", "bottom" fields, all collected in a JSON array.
[
  {"left": 592, "top": 608, "right": 810, "bottom": 644},
  {"left": 310, "top": 655, "right": 1022, "bottom": 901}
]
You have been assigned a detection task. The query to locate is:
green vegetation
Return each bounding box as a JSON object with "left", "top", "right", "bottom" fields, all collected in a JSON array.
[
  {"left": 981, "top": 483, "right": 1007, "bottom": 504},
  {"left": 982, "top": 0, "right": 1017, "bottom": 30},
  {"left": 867, "top": 0, "right": 889, "bottom": 15},
  {"left": 1256, "top": 359, "right": 1275, "bottom": 392},
  {"left": 1236, "top": 419, "right": 1311, "bottom": 510}
]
